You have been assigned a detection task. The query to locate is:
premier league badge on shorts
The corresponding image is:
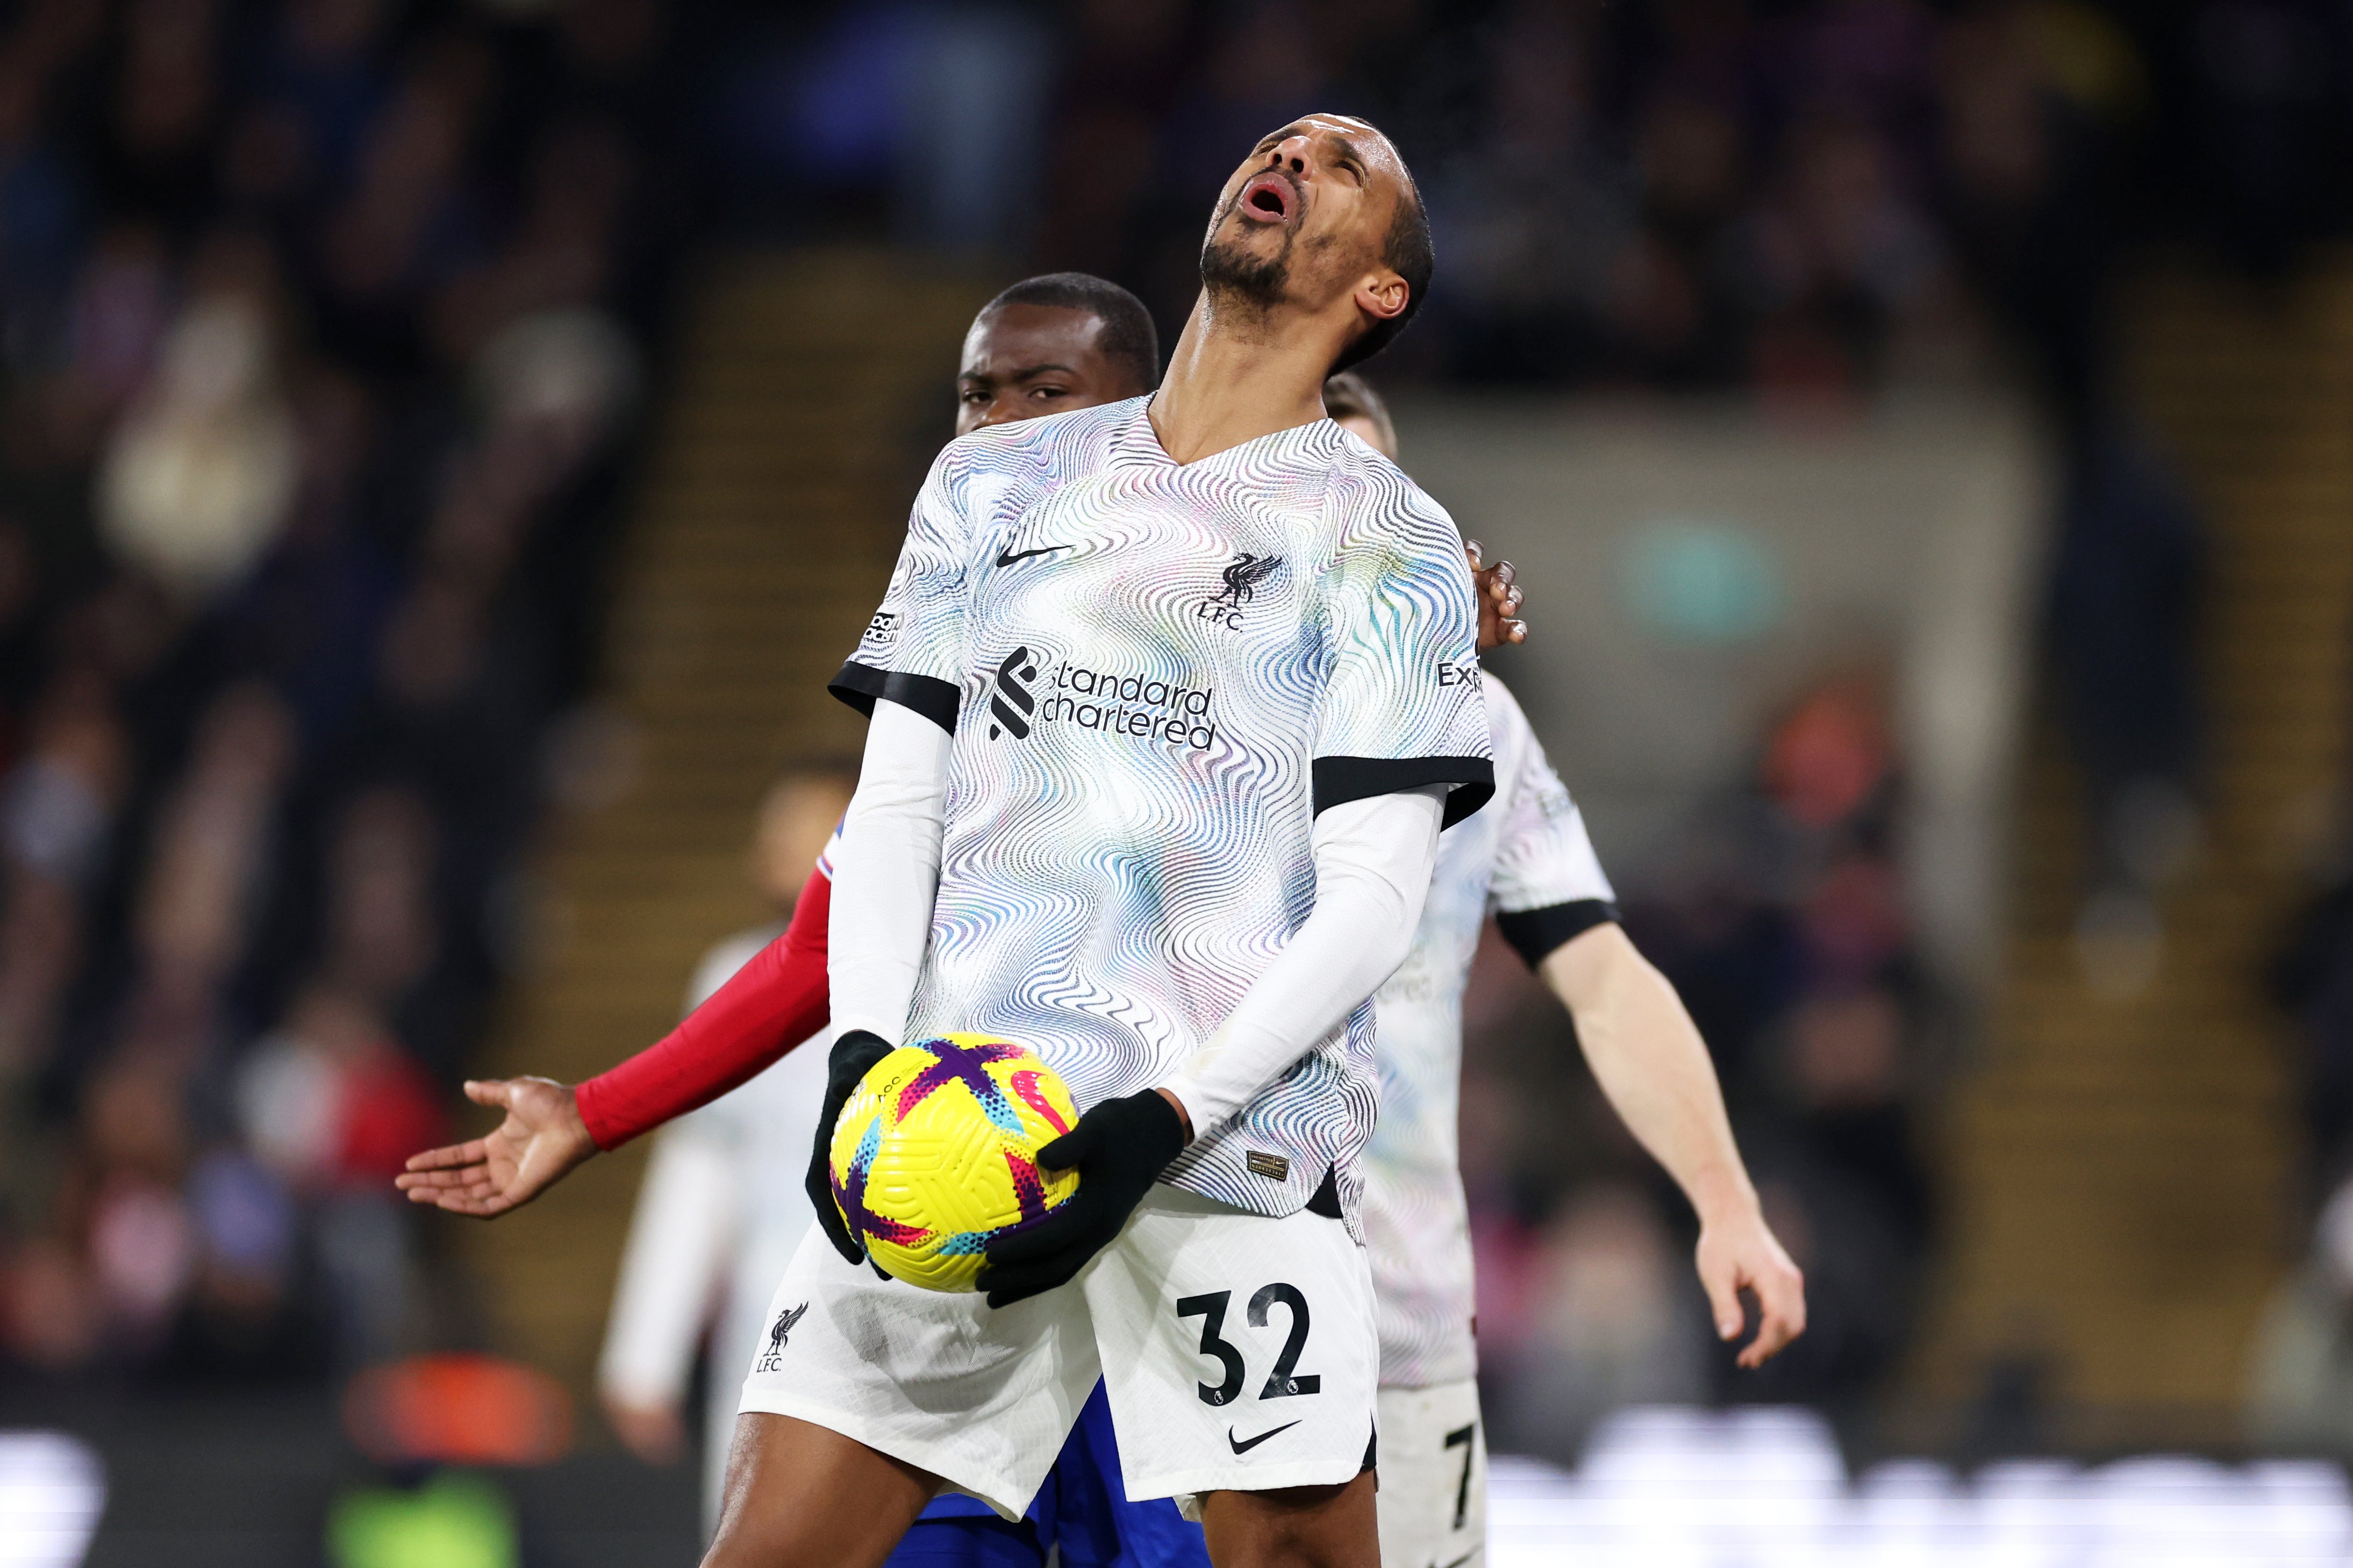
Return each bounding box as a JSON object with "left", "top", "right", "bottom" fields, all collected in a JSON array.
[{"left": 827, "top": 1034, "right": 1082, "bottom": 1291}]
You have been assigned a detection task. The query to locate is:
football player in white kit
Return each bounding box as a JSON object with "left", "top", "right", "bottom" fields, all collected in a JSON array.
[
  {"left": 1321, "top": 374, "right": 1805, "bottom": 1568},
  {"left": 747, "top": 114, "right": 1493, "bottom": 1568}
]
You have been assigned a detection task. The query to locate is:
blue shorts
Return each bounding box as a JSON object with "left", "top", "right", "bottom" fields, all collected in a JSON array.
[{"left": 885, "top": 1382, "right": 1210, "bottom": 1568}]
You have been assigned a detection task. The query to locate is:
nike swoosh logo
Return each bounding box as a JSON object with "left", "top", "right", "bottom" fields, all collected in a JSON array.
[
  {"left": 1227, "top": 1420, "right": 1302, "bottom": 1455},
  {"left": 995, "top": 545, "right": 1071, "bottom": 567}
]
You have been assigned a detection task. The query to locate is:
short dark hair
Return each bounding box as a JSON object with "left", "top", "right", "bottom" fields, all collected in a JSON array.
[
  {"left": 979, "top": 272, "right": 1160, "bottom": 395},
  {"left": 1331, "top": 166, "right": 1433, "bottom": 374},
  {"left": 1322, "top": 370, "right": 1396, "bottom": 453}
]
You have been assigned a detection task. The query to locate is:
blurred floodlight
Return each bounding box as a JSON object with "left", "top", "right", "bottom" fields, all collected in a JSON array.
[
  {"left": 0, "top": 1432, "right": 105, "bottom": 1568},
  {"left": 1972, "top": 1458, "right": 2093, "bottom": 1568},
  {"left": 1855, "top": 1458, "right": 1974, "bottom": 1568},
  {"left": 2249, "top": 1460, "right": 2353, "bottom": 1556},
  {"left": 2085, "top": 1456, "right": 2252, "bottom": 1567},
  {"left": 1488, "top": 1454, "right": 1617, "bottom": 1568},
  {"left": 1485, "top": 1409, "right": 2353, "bottom": 1566},
  {"left": 1579, "top": 1402, "right": 1844, "bottom": 1559}
]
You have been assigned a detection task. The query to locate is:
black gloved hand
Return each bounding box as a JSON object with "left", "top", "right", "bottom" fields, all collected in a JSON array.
[
  {"left": 807, "top": 1028, "right": 894, "bottom": 1264},
  {"left": 980, "top": 1089, "right": 1186, "bottom": 1308}
]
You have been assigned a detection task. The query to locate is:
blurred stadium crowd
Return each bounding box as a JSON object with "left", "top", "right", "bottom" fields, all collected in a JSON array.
[
  {"left": 0, "top": 0, "right": 2349, "bottom": 1468},
  {"left": 0, "top": 0, "right": 683, "bottom": 1381}
]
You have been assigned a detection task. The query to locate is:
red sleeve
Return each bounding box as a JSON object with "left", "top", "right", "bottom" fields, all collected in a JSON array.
[{"left": 574, "top": 865, "right": 832, "bottom": 1150}]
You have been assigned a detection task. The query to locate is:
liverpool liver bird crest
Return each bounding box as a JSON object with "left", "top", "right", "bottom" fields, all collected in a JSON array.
[
  {"left": 1214, "top": 553, "right": 1283, "bottom": 607},
  {"left": 756, "top": 1301, "right": 808, "bottom": 1370}
]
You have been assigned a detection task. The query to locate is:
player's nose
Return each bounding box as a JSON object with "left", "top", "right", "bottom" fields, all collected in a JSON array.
[{"left": 1267, "top": 132, "right": 1314, "bottom": 177}]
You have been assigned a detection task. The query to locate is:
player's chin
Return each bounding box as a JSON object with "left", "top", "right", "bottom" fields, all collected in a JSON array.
[{"left": 1216, "top": 210, "right": 1287, "bottom": 249}]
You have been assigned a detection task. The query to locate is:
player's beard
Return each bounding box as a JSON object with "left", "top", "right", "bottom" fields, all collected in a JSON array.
[{"left": 1200, "top": 217, "right": 1295, "bottom": 313}]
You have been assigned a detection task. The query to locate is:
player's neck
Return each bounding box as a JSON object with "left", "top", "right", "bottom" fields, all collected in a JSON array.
[{"left": 1148, "top": 292, "right": 1343, "bottom": 466}]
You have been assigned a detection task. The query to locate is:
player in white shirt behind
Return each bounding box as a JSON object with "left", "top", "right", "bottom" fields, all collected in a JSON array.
[
  {"left": 596, "top": 770, "right": 855, "bottom": 1528},
  {"left": 1321, "top": 374, "right": 1805, "bottom": 1568}
]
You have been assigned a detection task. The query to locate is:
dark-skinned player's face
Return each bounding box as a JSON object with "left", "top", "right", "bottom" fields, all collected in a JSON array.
[
  {"left": 956, "top": 304, "right": 1145, "bottom": 437},
  {"left": 1200, "top": 114, "right": 1411, "bottom": 313}
]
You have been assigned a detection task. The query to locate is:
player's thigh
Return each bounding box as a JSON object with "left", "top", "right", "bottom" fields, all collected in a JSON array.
[
  {"left": 1085, "top": 1187, "right": 1379, "bottom": 1512},
  {"left": 703, "top": 1411, "right": 939, "bottom": 1568},
  {"left": 1196, "top": 1472, "right": 1380, "bottom": 1568},
  {"left": 1373, "top": 1379, "right": 1486, "bottom": 1568}
]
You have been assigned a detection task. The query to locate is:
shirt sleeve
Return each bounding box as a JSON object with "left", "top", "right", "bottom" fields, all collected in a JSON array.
[
  {"left": 1483, "top": 682, "right": 1620, "bottom": 968},
  {"left": 573, "top": 865, "right": 833, "bottom": 1150},
  {"left": 1160, "top": 786, "right": 1444, "bottom": 1139},
  {"left": 828, "top": 448, "right": 972, "bottom": 733},
  {"left": 827, "top": 698, "right": 951, "bottom": 1047},
  {"left": 1311, "top": 470, "right": 1494, "bottom": 828}
]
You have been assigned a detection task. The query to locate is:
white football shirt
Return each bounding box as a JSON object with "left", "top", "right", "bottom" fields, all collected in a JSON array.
[
  {"left": 1363, "top": 675, "right": 1618, "bottom": 1387},
  {"left": 833, "top": 397, "right": 1493, "bottom": 1228}
]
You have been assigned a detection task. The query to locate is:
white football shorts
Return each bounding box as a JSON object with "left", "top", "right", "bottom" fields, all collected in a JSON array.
[
  {"left": 1376, "top": 1378, "right": 1486, "bottom": 1568},
  {"left": 739, "top": 1183, "right": 1377, "bottom": 1517}
]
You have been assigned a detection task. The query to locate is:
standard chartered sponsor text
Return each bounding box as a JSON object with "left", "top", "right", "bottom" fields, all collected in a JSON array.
[{"left": 1039, "top": 660, "right": 1218, "bottom": 749}]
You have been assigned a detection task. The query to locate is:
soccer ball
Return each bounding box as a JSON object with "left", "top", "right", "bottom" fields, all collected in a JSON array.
[{"left": 826, "top": 1033, "right": 1081, "bottom": 1291}]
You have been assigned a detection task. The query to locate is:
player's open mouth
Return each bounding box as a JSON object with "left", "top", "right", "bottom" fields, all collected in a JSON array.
[{"left": 1238, "top": 171, "right": 1297, "bottom": 225}]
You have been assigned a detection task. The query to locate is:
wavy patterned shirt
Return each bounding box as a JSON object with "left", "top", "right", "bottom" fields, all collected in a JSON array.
[{"left": 832, "top": 397, "right": 1493, "bottom": 1230}]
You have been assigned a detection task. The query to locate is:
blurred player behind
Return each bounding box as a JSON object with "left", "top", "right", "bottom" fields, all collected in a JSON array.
[
  {"left": 1321, "top": 370, "right": 1805, "bottom": 1568},
  {"left": 596, "top": 769, "right": 852, "bottom": 1527}
]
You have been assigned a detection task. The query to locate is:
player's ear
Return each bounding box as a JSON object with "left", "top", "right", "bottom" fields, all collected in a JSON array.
[{"left": 1354, "top": 267, "right": 1408, "bottom": 326}]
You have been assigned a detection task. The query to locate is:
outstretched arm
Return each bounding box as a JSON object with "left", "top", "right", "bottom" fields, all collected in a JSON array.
[
  {"left": 1541, "top": 922, "right": 1806, "bottom": 1367},
  {"left": 575, "top": 867, "right": 833, "bottom": 1147},
  {"left": 396, "top": 862, "right": 834, "bottom": 1216}
]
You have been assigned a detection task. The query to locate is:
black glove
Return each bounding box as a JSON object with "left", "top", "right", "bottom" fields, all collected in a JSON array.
[
  {"left": 807, "top": 1029, "right": 894, "bottom": 1264},
  {"left": 980, "top": 1090, "right": 1186, "bottom": 1308}
]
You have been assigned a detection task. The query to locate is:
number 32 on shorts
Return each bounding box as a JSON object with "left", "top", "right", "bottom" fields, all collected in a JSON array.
[{"left": 1176, "top": 1284, "right": 1319, "bottom": 1406}]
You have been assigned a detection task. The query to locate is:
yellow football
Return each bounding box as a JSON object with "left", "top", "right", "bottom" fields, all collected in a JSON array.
[{"left": 826, "top": 1033, "right": 1081, "bottom": 1291}]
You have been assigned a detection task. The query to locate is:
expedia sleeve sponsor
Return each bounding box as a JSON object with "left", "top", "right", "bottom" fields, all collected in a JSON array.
[{"left": 1308, "top": 483, "right": 1496, "bottom": 827}]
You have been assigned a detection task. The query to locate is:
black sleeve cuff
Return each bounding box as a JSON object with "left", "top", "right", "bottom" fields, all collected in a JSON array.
[
  {"left": 1312, "top": 755, "right": 1496, "bottom": 829},
  {"left": 1495, "top": 899, "right": 1620, "bottom": 968},
  {"left": 830, "top": 661, "right": 960, "bottom": 734}
]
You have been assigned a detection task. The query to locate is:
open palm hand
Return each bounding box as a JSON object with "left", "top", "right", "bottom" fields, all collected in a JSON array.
[{"left": 395, "top": 1076, "right": 597, "bottom": 1218}]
